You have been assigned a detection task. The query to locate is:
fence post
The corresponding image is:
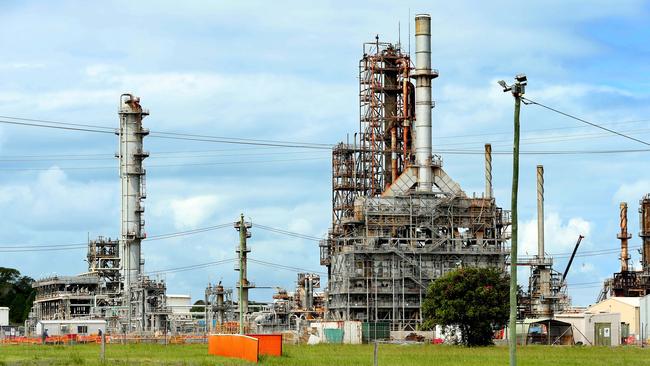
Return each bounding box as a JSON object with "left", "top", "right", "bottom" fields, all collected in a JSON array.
[
  {"left": 373, "top": 341, "right": 378, "bottom": 366},
  {"left": 100, "top": 332, "right": 106, "bottom": 362}
]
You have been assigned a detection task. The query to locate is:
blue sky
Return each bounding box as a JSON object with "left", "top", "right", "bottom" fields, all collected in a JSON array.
[{"left": 0, "top": 1, "right": 649, "bottom": 306}]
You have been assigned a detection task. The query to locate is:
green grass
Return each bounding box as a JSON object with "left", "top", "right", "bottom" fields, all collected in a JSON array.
[{"left": 1, "top": 343, "right": 650, "bottom": 365}]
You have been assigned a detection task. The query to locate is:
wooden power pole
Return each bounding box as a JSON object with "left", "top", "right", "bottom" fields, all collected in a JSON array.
[{"left": 498, "top": 74, "right": 527, "bottom": 366}]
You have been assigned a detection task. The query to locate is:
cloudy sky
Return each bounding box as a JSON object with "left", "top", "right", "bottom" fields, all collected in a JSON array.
[{"left": 0, "top": 1, "right": 649, "bottom": 306}]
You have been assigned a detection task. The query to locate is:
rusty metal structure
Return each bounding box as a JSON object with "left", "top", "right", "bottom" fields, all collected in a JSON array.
[
  {"left": 320, "top": 14, "right": 510, "bottom": 330},
  {"left": 599, "top": 194, "right": 650, "bottom": 301}
]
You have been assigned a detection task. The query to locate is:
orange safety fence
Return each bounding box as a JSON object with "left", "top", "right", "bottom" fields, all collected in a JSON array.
[
  {"left": 208, "top": 334, "right": 258, "bottom": 363},
  {"left": 247, "top": 334, "right": 282, "bottom": 357}
]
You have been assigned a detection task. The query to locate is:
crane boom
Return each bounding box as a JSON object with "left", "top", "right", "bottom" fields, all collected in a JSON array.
[{"left": 562, "top": 235, "right": 584, "bottom": 283}]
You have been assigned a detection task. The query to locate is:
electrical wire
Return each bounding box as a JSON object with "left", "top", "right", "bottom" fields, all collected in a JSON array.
[
  {"left": 248, "top": 258, "right": 325, "bottom": 275},
  {"left": 0, "top": 223, "right": 234, "bottom": 251},
  {"left": 522, "top": 97, "right": 650, "bottom": 147},
  {"left": 146, "top": 258, "right": 237, "bottom": 275},
  {"left": 0, "top": 117, "right": 333, "bottom": 150},
  {"left": 0, "top": 156, "right": 329, "bottom": 172},
  {"left": 254, "top": 224, "right": 323, "bottom": 241}
]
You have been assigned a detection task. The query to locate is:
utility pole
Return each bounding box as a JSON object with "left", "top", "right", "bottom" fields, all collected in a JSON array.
[
  {"left": 234, "top": 214, "right": 251, "bottom": 335},
  {"left": 498, "top": 74, "right": 527, "bottom": 366}
]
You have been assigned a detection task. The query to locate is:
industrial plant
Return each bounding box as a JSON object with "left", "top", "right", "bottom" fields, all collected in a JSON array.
[
  {"left": 320, "top": 14, "right": 509, "bottom": 331},
  {"left": 7, "top": 12, "right": 649, "bottom": 349}
]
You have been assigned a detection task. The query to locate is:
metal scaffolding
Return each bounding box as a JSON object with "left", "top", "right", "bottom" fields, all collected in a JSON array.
[{"left": 321, "top": 14, "right": 510, "bottom": 331}]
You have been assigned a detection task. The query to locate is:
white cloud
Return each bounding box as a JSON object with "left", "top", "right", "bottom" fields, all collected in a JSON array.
[
  {"left": 614, "top": 180, "right": 650, "bottom": 204},
  {"left": 519, "top": 211, "right": 592, "bottom": 256},
  {"left": 0, "top": 166, "right": 117, "bottom": 231},
  {"left": 165, "top": 195, "right": 221, "bottom": 229}
]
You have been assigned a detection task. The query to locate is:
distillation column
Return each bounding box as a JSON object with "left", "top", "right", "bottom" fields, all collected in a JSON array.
[
  {"left": 619, "top": 202, "right": 631, "bottom": 272},
  {"left": 118, "top": 94, "right": 149, "bottom": 297},
  {"left": 414, "top": 14, "right": 437, "bottom": 192}
]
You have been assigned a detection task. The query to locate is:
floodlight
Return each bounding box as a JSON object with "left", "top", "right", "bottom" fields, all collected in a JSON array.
[{"left": 497, "top": 80, "right": 511, "bottom": 92}]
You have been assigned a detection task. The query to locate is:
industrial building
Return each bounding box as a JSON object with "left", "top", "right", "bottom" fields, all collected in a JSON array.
[{"left": 319, "top": 14, "right": 510, "bottom": 331}]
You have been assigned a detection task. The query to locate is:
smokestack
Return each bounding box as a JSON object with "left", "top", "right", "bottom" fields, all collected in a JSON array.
[
  {"left": 639, "top": 195, "right": 650, "bottom": 271},
  {"left": 618, "top": 202, "right": 631, "bottom": 272},
  {"left": 485, "top": 144, "right": 492, "bottom": 199},
  {"left": 414, "top": 14, "right": 435, "bottom": 192},
  {"left": 118, "top": 94, "right": 149, "bottom": 293},
  {"left": 536, "top": 165, "right": 544, "bottom": 258}
]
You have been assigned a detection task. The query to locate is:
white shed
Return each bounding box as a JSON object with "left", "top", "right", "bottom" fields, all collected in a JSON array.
[
  {"left": 166, "top": 294, "right": 192, "bottom": 314},
  {"left": 36, "top": 319, "right": 106, "bottom": 336},
  {"left": 555, "top": 312, "right": 621, "bottom": 346},
  {"left": 0, "top": 307, "right": 9, "bottom": 326}
]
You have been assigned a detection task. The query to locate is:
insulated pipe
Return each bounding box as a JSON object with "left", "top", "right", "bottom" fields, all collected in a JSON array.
[
  {"left": 536, "top": 165, "right": 544, "bottom": 258},
  {"left": 398, "top": 58, "right": 410, "bottom": 164},
  {"left": 391, "top": 127, "right": 398, "bottom": 183},
  {"left": 485, "top": 144, "right": 492, "bottom": 199},
  {"left": 618, "top": 202, "right": 631, "bottom": 272},
  {"left": 414, "top": 14, "right": 433, "bottom": 192}
]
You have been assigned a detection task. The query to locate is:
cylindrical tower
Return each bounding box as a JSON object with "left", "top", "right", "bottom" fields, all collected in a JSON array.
[
  {"left": 536, "top": 165, "right": 544, "bottom": 258},
  {"left": 413, "top": 14, "right": 437, "bottom": 192},
  {"left": 216, "top": 283, "right": 225, "bottom": 324},
  {"left": 618, "top": 202, "right": 632, "bottom": 272},
  {"left": 639, "top": 195, "right": 650, "bottom": 272},
  {"left": 485, "top": 144, "right": 492, "bottom": 199},
  {"left": 118, "top": 94, "right": 149, "bottom": 294}
]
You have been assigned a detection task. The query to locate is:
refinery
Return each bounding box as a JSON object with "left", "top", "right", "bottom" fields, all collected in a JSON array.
[{"left": 2, "top": 7, "right": 650, "bottom": 358}]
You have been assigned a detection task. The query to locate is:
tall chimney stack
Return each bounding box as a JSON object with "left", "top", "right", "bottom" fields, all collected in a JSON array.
[
  {"left": 618, "top": 202, "right": 631, "bottom": 272},
  {"left": 485, "top": 144, "right": 492, "bottom": 199},
  {"left": 536, "top": 165, "right": 545, "bottom": 258},
  {"left": 414, "top": 14, "right": 437, "bottom": 192},
  {"left": 639, "top": 195, "right": 650, "bottom": 272}
]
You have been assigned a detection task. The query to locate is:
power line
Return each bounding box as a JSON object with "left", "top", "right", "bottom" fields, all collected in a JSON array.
[
  {"left": 146, "top": 258, "right": 237, "bottom": 275},
  {"left": 255, "top": 224, "right": 323, "bottom": 241},
  {"left": 0, "top": 116, "right": 333, "bottom": 150},
  {"left": 0, "top": 115, "right": 114, "bottom": 130},
  {"left": 0, "top": 223, "right": 234, "bottom": 251},
  {"left": 522, "top": 97, "right": 650, "bottom": 147},
  {"left": 0, "top": 119, "right": 114, "bottom": 135},
  {"left": 248, "top": 258, "right": 325, "bottom": 275},
  {"left": 0, "top": 156, "right": 329, "bottom": 172},
  {"left": 435, "top": 118, "right": 650, "bottom": 140}
]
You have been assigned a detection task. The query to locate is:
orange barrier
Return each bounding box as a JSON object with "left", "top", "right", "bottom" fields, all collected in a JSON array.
[
  {"left": 208, "top": 334, "right": 258, "bottom": 363},
  {"left": 247, "top": 334, "right": 282, "bottom": 357}
]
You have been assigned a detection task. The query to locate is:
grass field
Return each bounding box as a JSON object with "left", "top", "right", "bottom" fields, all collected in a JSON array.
[{"left": 2, "top": 343, "right": 650, "bottom": 365}]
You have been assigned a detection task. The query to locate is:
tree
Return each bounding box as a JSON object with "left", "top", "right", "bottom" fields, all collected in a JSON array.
[
  {"left": 422, "top": 267, "right": 509, "bottom": 346},
  {"left": 191, "top": 300, "right": 205, "bottom": 318},
  {"left": 0, "top": 267, "right": 35, "bottom": 325}
]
